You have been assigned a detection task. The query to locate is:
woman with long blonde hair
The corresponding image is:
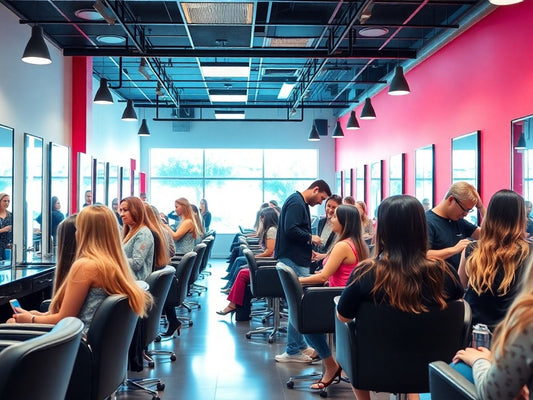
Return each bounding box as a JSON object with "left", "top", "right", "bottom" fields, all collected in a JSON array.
[
  {"left": 120, "top": 196, "right": 154, "bottom": 280},
  {"left": 9, "top": 205, "right": 151, "bottom": 331},
  {"left": 356, "top": 200, "right": 374, "bottom": 243},
  {"left": 458, "top": 189, "right": 531, "bottom": 329},
  {"left": 164, "top": 197, "right": 202, "bottom": 253}
]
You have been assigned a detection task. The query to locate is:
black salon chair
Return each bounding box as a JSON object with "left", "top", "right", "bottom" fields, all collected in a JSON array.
[
  {"left": 243, "top": 248, "right": 286, "bottom": 343},
  {"left": 0, "top": 317, "right": 83, "bottom": 400},
  {"left": 428, "top": 361, "right": 477, "bottom": 400},
  {"left": 183, "top": 242, "right": 207, "bottom": 310},
  {"left": 335, "top": 298, "right": 471, "bottom": 399},
  {"left": 166, "top": 251, "right": 197, "bottom": 328},
  {"left": 276, "top": 263, "right": 344, "bottom": 397},
  {"left": 200, "top": 231, "right": 216, "bottom": 276}
]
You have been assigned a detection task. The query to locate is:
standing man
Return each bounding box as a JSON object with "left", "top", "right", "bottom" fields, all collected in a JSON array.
[
  {"left": 274, "top": 179, "right": 331, "bottom": 363},
  {"left": 83, "top": 190, "right": 93, "bottom": 207},
  {"left": 426, "top": 181, "right": 485, "bottom": 270}
]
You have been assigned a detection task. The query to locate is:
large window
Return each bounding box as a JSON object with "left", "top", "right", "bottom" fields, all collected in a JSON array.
[{"left": 150, "top": 149, "right": 318, "bottom": 233}]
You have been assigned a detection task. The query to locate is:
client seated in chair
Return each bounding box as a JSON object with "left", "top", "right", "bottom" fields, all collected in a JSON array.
[
  {"left": 298, "top": 204, "right": 369, "bottom": 390},
  {"left": 217, "top": 208, "right": 278, "bottom": 314},
  {"left": 336, "top": 195, "right": 464, "bottom": 400},
  {"left": 7, "top": 205, "right": 152, "bottom": 332},
  {"left": 453, "top": 252, "right": 533, "bottom": 400}
]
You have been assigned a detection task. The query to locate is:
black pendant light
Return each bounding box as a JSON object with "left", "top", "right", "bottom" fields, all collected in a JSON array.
[
  {"left": 388, "top": 66, "right": 410, "bottom": 96},
  {"left": 94, "top": 78, "right": 114, "bottom": 104},
  {"left": 346, "top": 111, "right": 360, "bottom": 130},
  {"left": 138, "top": 119, "right": 151, "bottom": 136},
  {"left": 121, "top": 100, "right": 138, "bottom": 121},
  {"left": 332, "top": 121, "right": 344, "bottom": 138},
  {"left": 22, "top": 26, "right": 52, "bottom": 65},
  {"left": 308, "top": 124, "right": 320, "bottom": 141},
  {"left": 360, "top": 97, "right": 376, "bottom": 119}
]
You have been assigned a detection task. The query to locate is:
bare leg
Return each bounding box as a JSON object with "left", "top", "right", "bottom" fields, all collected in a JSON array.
[
  {"left": 352, "top": 388, "right": 371, "bottom": 400},
  {"left": 310, "top": 356, "right": 341, "bottom": 389}
]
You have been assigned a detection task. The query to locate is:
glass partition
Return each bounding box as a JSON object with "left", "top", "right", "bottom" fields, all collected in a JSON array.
[
  {"left": 78, "top": 153, "right": 93, "bottom": 211},
  {"left": 415, "top": 145, "right": 435, "bottom": 209},
  {"left": 452, "top": 131, "right": 480, "bottom": 225},
  {"left": 24, "top": 134, "right": 43, "bottom": 263},
  {"left": 370, "top": 161, "right": 382, "bottom": 219},
  {"left": 49, "top": 143, "right": 69, "bottom": 254},
  {"left": 389, "top": 153, "right": 405, "bottom": 196},
  {"left": 0, "top": 125, "right": 14, "bottom": 267}
]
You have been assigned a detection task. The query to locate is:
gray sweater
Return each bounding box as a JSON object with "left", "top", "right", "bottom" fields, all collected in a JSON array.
[{"left": 123, "top": 226, "right": 154, "bottom": 280}]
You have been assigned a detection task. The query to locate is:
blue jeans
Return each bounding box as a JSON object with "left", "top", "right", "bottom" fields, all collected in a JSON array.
[
  {"left": 278, "top": 258, "right": 310, "bottom": 355},
  {"left": 303, "top": 333, "right": 331, "bottom": 359}
]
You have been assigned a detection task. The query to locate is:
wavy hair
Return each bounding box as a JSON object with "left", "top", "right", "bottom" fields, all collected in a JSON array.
[
  {"left": 121, "top": 196, "right": 147, "bottom": 243},
  {"left": 142, "top": 202, "right": 170, "bottom": 269},
  {"left": 51, "top": 205, "right": 151, "bottom": 317},
  {"left": 175, "top": 197, "right": 202, "bottom": 239},
  {"left": 351, "top": 195, "right": 455, "bottom": 313},
  {"left": 334, "top": 205, "right": 369, "bottom": 261},
  {"left": 466, "top": 190, "right": 529, "bottom": 296}
]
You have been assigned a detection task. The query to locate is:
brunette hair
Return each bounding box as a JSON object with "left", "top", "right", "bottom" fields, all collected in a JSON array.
[
  {"left": 121, "top": 196, "right": 147, "bottom": 242},
  {"left": 257, "top": 207, "right": 279, "bottom": 247},
  {"left": 142, "top": 202, "right": 170, "bottom": 269},
  {"left": 334, "top": 205, "right": 369, "bottom": 261},
  {"left": 327, "top": 194, "right": 342, "bottom": 207},
  {"left": 351, "top": 195, "right": 455, "bottom": 313},
  {"left": 307, "top": 179, "right": 332, "bottom": 197},
  {"left": 466, "top": 189, "right": 529, "bottom": 296},
  {"left": 343, "top": 196, "right": 356, "bottom": 205}
]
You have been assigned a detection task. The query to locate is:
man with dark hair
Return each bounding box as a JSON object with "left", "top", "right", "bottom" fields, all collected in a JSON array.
[{"left": 274, "top": 179, "right": 331, "bottom": 363}]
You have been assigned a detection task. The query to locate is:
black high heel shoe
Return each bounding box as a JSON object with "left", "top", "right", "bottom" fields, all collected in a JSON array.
[
  {"left": 216, "top": 306, "right": 237, "bottom": 316},
  {"left": 161, "top": 320, "right": 182, "bottom": 337}
]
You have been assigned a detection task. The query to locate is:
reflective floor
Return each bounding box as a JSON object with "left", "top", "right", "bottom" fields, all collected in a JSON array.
[{"left": 118, "top": 260, "right": 389, "bottom": 400}]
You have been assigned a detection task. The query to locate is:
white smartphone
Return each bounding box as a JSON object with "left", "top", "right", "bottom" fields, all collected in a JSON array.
[{"left": 9, "top": 299, "right": 21, "bottom": 314}]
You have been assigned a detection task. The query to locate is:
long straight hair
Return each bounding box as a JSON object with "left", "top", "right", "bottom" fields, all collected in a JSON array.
[
  {"left": 466, "top": 189, "right": 529, "bottom": 295},
  {"left": 351, "top": 195, "right": 455, "bottom": 313},
  {"left": 121, "top": 196, "right": 147, "bottom": 243},
  {"left": 334, "top": 205, "right": 369, "bottom": 261},
  {"left": 142, "top": 202, "right": 170, "bottom": 268},
  {"left": 257, "top": 207, "right": 278, "bottom": 246}
]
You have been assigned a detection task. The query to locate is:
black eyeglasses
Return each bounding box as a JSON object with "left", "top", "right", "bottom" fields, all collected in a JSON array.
[{"left": 453, "top": 196, "right": 472, "bottom": 213}]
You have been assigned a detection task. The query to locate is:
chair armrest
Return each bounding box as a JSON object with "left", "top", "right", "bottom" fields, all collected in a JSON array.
[
  {"left": 301, "top": 287, "right": 344, "bottom": 333},
  {"left": 256, "top": 258, "right": 277, "bottom": 266},
  {"left": 0, "top": 323, "right": 54, "bottom": 332},
  {"left": 334, "top": 316, "right": 357, "bottom": 384},
  {"left": 429, "top": 361, "right": 478, "bottom": 400},
  {"left": 0, "top": 329, "right": 50, "bottom": 340}
]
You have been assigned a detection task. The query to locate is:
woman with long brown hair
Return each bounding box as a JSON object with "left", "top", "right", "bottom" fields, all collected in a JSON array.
[
  {"left": 337, "top": 195, "right": 463, "bottom": 400},
  {"left": 458, "top": 189, "right": 531, "bottom": 329},
  {"left": 142, "top": 202, "right": 172, "bottom": 269}
]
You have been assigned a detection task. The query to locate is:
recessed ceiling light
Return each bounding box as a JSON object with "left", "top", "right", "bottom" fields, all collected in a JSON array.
[
  {"left": 215, "top": 110, "right": 245, "bottom": 120},
  {"left": 201, "top": 63, "right": 250, "bottom": 78},
  {"left": 359, "top": 27, "right": 389, "bottom": 38},
  {"left": 75, "top": 9, "right": 104, "bottom": 21},
  {"left": 97, "top": 35, "right": 126, "bottom": 44},
  {"left": 209, "top": 89, "right": 247, "bottom": 103}
]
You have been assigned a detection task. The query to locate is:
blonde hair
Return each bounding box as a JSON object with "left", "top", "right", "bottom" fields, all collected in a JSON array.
[
  {"left": 175, "top": 197, "right": 202, "bottom": 239},
  {"left": 445, "top": 181, "right": 478, "bottom": 203},
  {"left": 51, "top": 205, "right": 151, "bottom": 317},
  {"left": 142, "top": 202, "right": 170, "bottom": 268}
]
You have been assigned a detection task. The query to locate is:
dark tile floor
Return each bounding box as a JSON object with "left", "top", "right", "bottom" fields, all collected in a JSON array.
[{"left": 118, "top": 260, "right": 389, "bottom": 400}]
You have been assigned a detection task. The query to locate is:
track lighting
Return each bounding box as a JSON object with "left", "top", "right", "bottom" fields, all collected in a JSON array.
[
  {"left": 121, "top": 100, "right": 138, "bottom": 121},
  {"left": 346, "top": 111, "right": 360, "bottom": 130},
  {"left": 138, "top": 119, "right": 151, "bottom": 136},
  {"left": 308, "top": 124, "right": 320, "bottom": 141},
  {"left": 388, "top": 66, "right": 410, "bottom": 96},
  {"left": 360, "top": 98, "right": 376, "bottom": 120},
  {"left": 93, "top": 78, "right": 114, "bottom": 104},
  {"left": 22, "top": 26, "right": 52, "bottom": 65},
  {"left": 332, "top": 121, "right": 344, "bottom": 138}
]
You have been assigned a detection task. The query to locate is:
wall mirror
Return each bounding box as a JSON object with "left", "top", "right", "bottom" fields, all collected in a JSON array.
[
  {"left": 49, "top": 143, "right": 69, "bottom": 254},
  {"left": 78, "top": 153, "right": 93, "bottom": 211},
  {"left": 335, "top": 171, "right": 342, "bottom": 196},
  {"left": 389, "top": 153, "right": 405, "bottom": 196},
  {"left": 344, "top": 169, "right": 352, "bottom": 197},
  {"left": 94, "top": 160, "right": 106, "bottom": 205},
  {"left": 355, "top": 165, "right": 366, "bottom": 202},
  {"left": 108, "top": 164, "right": 119, "bottom": 207},
  {"left": 0, "top": 124, "right": 14, "bottom": 267},
  {"left": 370, "top": 161, "right": 382, "bottom": 219},
  {"left": 122, "top": 166, "right": 131, "bottom": 198},
  {"left": 512, "top": 115, "right": 533, "bottom": 202},
  {"left": 452, "top": 131, "right": 480, "bottom": 225},
  {"left": 24, "top": 134, "right": 43, "bottom": 263},
  {"left": 415, "top": 145, "right": 435, "bottom": 209},
  {"left": 133, "top": 170, "right": 140, "bottom": 197}
]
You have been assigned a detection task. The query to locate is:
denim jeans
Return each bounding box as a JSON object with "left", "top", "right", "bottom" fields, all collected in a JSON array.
[
  {"left": 278, "top": 258, "right": 310, "bottom": 355},
  {"left": 303, "top": 333, "right": 331, "bottom": 359}
]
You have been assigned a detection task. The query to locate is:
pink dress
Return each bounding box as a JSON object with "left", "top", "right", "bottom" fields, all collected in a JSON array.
[{"left": 325, "top": 239, "right": 359, "bottom": 287}]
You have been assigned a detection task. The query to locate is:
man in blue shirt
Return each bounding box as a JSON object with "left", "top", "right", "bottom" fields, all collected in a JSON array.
[{"left": 274, "top": 179, "right": 331, "bottom": 363}]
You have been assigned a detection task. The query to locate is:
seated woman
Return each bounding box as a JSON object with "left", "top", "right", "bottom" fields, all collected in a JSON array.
[
  {"left": 453, "top": 255, "right": 533, "bottom": 400},
  {"left": 299, "top": 205, "right": 369, "bottom": 390},
  {"left": 142, "top": 202, "right": 172, "bottom": 270},
  {"left": 200, "top": 198, "right": 211, "bottom": 231},
  {"left": 8, "top": 205, "right": 151, "bottom": 332},
  {"left": 458, "top": 189, "right": 531, "bottom": 330},
  {"left": 216, "top": 207, "right": 279, "bottom": 315},
  {"left": 120, "top": 196, "right": 154, "bottom": 280},
  {"left": 311, "top": 194, "right": 341, "bottom": 273},
  {"left": 356, "top": 200, "right": 374, "bottom": 244},
  {"left": 337, "top": 195, "right": 464, "bottom": 400}
]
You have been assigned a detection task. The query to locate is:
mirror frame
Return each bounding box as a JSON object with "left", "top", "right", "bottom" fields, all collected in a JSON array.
[
  {"left": 415, "top": 144, "right": 435, "bottom": 208},
  {"left": 48, "top": 143, "right": 70, "bottom": 254},
  {"left": 121, "top": 166, "right": 131, "bottom": 198},
  {"left": 78, "top": 152, "right": 93, "bottom": 211},
  {"left": 94, "top": 159, "right": 106, "bottom": 205},
  {"left": 355, "top": 165, "right": 367, "bottom": 203},
  {"left": 370, "top": 161, "right": 383, "bottom": 219},
  {"left": 389, "top": 153, "right": 405, "bottom": 196},
  {"left": 0, "top": 124, "right": 14, "bottom": 267},
  {"left": 511, "top": 114, "right": 533, "bottom": 197},
  {"left": 107, "top": 163, "right": 120, "bottom": 207},
  {"left": 335, "top": 171, "right": 342, "bottom": 196},
  {"left": 343, "top": 168, "right": 352, "bottom": 197}
]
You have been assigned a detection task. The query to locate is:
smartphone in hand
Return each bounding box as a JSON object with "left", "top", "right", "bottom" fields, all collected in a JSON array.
[{"left": 9, "top": 299, "right": 21, "bottom": 314}]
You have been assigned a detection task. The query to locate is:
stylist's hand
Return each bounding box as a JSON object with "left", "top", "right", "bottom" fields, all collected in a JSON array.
[
  {"left": 453, "top": 347, "right": 491, "bottom": 367},
  {"left": 311, "top": 235, "right": 322, "bottom": 246},
  {"left": 453, "top": 239, "right": 471, "bottom": 254}
]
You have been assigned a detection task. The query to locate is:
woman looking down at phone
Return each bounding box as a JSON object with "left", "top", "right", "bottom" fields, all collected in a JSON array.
[{"left": 7, "top": 205, "right": 152, "bottom": 331}]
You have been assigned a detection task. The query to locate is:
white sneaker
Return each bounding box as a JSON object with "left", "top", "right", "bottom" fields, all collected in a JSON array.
[{"left": 275, "top": 352, "right": 313, "bottom": 363}]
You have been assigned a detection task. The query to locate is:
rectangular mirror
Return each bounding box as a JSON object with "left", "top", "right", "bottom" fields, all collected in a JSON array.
[
  {"left": 133, "top": 170, "right": 140, "bottom": 197},
  {"left": 78, "top": 153, "right": 93, "bottom": 211},
  {"left": 389, "top": 153, "right": 405, "bottom": 196},
  {"left": 95, "top": 160, "right": 106, "bottom": 205},
  {"left": 24, "top": 134, "right": 44, "bottom": 263},
  {"left": 122, "top": 166, "right": 131, "bottom": 198},
  {"left": 452, "top": 131, "right": 480, "bottom": 225},
  {"left": 49, "top": 143, "right": 69, "bottom": 254},
  {"left": 512, "top": 115, "right": 533, "bottom": 199},
  {"left": 344, "top": 169, "right": 352, "bottom": 197},
  {"left": 355, "top": 165, "right": 366, "bottom": 202},
  {"left": 0, "top": 124, "right": 14, "bottom": 267},
  {"left": 415, "top": 145, "right": 435, "bottom": 209},
  {"left": 335, "top": 171, "right": 342, "bottom": 196},
  {"left": 107, "top": 164, "right": 119, "bottom": 207},
  {"left": 370, "top": 161, "right": 383, "bottom": 219}
]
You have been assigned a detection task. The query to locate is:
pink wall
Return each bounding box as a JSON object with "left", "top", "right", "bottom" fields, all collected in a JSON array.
[{"left": 336, "top": 2, "right": 533, "bottom": 214}]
